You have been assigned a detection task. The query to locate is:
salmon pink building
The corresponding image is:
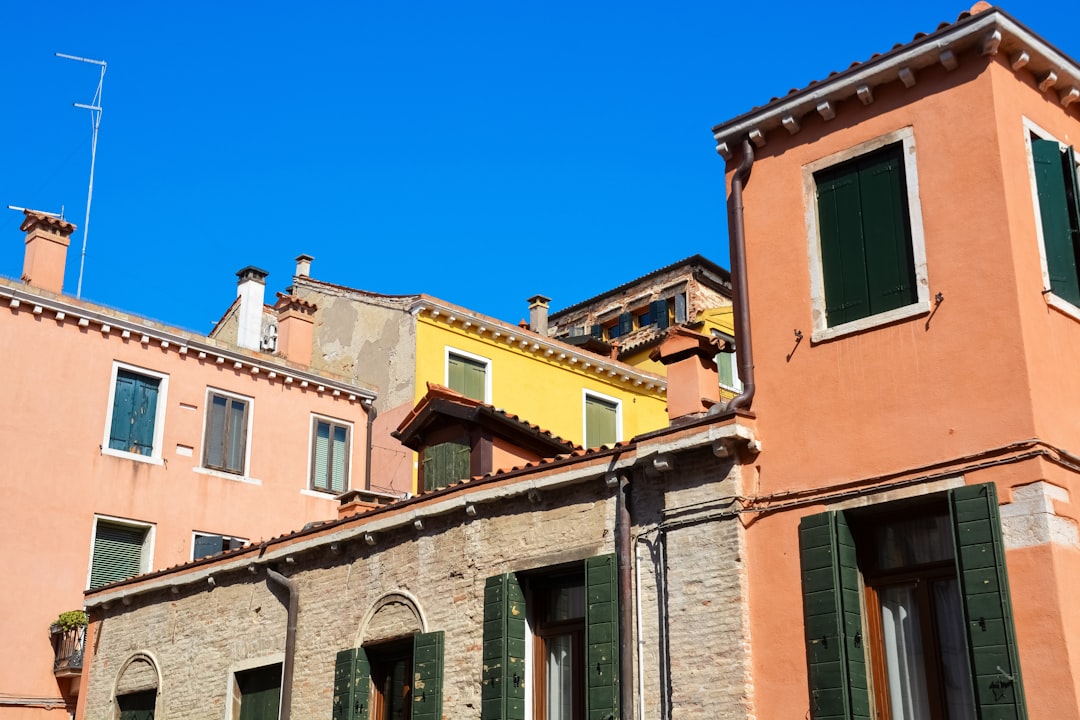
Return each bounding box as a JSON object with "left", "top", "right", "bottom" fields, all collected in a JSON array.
[
  {"left": 711, "top": 3, "right": 1080, "bottom": 719},
  {"left": 0, "top": 211, "right": 377, "bottom": 718}
]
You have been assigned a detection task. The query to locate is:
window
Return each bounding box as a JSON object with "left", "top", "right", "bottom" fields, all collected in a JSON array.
[
  {"left": 232, "top": 664, "right": 282, "bottom": 720},
  {"left": 799, "top": 483, "right": 1027, "bottom": 720},
  {"left": 583, "top": 392, "right": 619, "bottom": 448},
  {"left": 806, "top": 129, "right": 929, "bottom": 340},
  {"left": 334, "top": 632, "right": 445, "bottom": 720},
  {"left": 717, "top": 350, "right": 742, "bottom": 392},
  {"left": 446, "top": 349, "right": 490, "bottom": 402},
  {"left": 104, "top": 365, "right": 168, "bottom": 460},
  {"left": 116, "top": 690, "right": 156, "bottom": 720},
  {"left": 421, "top": 439, "right": 471, "bottom": 492},
  {"left": 88, "top": 517, "right": 153, "bottom": 590},
  {"left": 203, "top": 391, "right": 250, "bottom": 474},
  {"left": 480, "top": 555, "right": 618, "bottom": 720},
  {"left": 1029, "top": 127, "right": 1080, "bottom": 308},
  {"left": 311, "top": 417, "right": 351, "bottom": 493},
  {"left": 192, "top": 532, "right": 247, "bottom": 560}
]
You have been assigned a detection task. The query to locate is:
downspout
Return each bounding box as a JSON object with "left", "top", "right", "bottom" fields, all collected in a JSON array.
[
  {"left": 616, "top": 474, "right": 635, "bottom": 720},
  {"left": 266, "top": 569, "right": 298, "bottom": 720},
  {"left": 363, "top": 400, "right": 377, "bottom": 491},
  {"left": 721, "top": 138, "right": 756, "bottom": 412}
]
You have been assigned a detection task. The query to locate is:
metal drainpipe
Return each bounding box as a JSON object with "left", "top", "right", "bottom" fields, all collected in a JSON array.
[
  {"left": 266, "top": 569, "right": 298, "bottom": 720},
  {"left": 616, "top": 474, "right": 635, "bottom": 720},
  {"left": 721, "top": 138, "right": 756, "bottom": 412},
  {"left": 363, "top": 400, "right": 378, "bottom": 491}
]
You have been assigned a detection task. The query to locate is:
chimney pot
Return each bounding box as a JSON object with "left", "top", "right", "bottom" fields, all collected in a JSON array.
[
  {"left": 19, "top": 210, "right": 76, "bottom": 294},
  {"left": 295, "top": 254, "right": 314, "bottom": 278},
  {"left": 528, "top": 294, "right": 551, "bottom": 335}
]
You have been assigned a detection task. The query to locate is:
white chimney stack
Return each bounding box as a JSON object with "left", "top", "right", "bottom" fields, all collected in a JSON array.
[{"left": 236, "top": 266, "right": 269, "bottom": 351}]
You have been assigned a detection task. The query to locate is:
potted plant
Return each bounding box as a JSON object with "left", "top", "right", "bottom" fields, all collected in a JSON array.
[{"left": 50, "top": 610, "right": 88, "bottom": 634}]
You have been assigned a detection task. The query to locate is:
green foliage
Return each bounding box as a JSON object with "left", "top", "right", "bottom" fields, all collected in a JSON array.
[{"left": 53, "top": 610, "right": 88, "bottom": 632}]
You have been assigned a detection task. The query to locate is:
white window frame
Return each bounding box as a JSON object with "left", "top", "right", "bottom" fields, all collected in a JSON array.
[
  {"left": 803, "top": 126, "right": 931, "bottom": 343},
  {"left": 191, "top": 531, "right": 249, "bottom": 561},
  {"left": 86, "top": 514, "right": 155, "bottom": 590},
  {"left": 198, "top": 387, "right": 255, "bottom": 478},
  {"left": 582, "top": 389, "right": 622, "bottom": 447},
  {"left": 444, "top": 346, "right": 492, "bottom": 403},
  {"left": 1023, "top": 116, "right": 1080, "bottom": 321},
  {"left": 101, "top": 362, "right": 169, "bottom": 465},
  {"left": 304, "top": 413, "right": 353, "bottom": 496}
]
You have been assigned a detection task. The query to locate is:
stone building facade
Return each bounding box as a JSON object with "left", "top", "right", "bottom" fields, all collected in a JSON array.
[{"left": 79, "top": 407, "right": 759, "bottom": 720}]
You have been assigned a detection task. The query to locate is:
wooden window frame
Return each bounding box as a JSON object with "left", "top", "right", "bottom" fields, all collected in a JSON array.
[
  {"left": 202, "top": 389, "right": 252, "bottom": 475},
  {"left": 803, "top": 127, "right": 930, "bottom": 343},
  {"left": 530, "top": 575, "right": 586, "bottom": 720},
  {"left": 309, "top": 415, "right": 352, "bottom": 494},
  {"left": 367, "top": 638, "right": 414, "bottom": 720}
]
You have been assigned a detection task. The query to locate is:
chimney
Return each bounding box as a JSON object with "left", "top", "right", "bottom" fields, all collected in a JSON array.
[
  {"left": 274, "top": 292, "right": 317, "bottom": 365},
  {"left": 236, "top": 266, "right": 269, "bottom": 351},
  {"left": 528, "top": 294, "right": 551, "bottom": 335},
  {"left": 19, "top": 210, "right": 76, "bottom": 294},
  {"left": 649, "top": 327, "right": 722, "bottom": 421},
  {"left": 295, "top": 253, "right": 313, "bottom": 278}
]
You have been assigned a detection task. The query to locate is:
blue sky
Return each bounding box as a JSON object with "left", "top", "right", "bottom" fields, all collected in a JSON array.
[{"left": 3, "top": 2, "right": 1079, "bottom": 332}]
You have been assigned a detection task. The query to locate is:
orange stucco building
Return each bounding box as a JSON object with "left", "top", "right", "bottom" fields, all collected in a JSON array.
[
  {"left": 712, "top": 4, "right": 1080, "bottom": 719},
  {"left": 0, "top": 211, "right": 377, "bottom": 718}
]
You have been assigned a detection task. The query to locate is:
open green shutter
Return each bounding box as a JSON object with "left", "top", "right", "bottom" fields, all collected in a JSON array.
[
  {"left": 817, "top": 164, "right": 870, "bottom": 327},
  {"left": 1033, "top": 139, "right": 1080, "bottom": 306},
  {"left": 651, "top": 299, "right": 669, "bottom": 329},
  {"left": 858, "top": 147, "right": 916, "bottom": 316},
  {"left": 412, "top": 631, "right": 444, "bottom": 720},
  {"left": 799, "top": 512, "right": 870, "bottom": 720},
  {"left": 333, "top": 647, "right": 370, "bottom": 720},
  {"left": 949, "top": 483, "right": 1028, "bottom": 720},
  {"left": 481, "top": 573, "right": 526, "bottom": 720},
  {"left": 585, "top": 554, "right": 619, "bottom": 720}
]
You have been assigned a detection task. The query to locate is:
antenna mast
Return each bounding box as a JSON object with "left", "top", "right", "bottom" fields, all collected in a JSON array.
[{"left": 56, "top": 52, "right": 106, "bottom": 299}]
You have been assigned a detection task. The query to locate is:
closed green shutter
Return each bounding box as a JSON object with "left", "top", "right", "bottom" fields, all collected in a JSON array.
[
  {"left": 237, "top": 664, "right": 282, "bottom": 720},
  {"left": 333, "top": 647, "right": 370, "bottom": 720},
  {"left": 481, "top": 573, "right": 526, "bottom": 720},
  {"left": 585, "top": 396, "right": 617, "bottom": 449},
  {"left": 90, "top": 522, "right": 146, "bottom": 589},
  {"left": 949, "top": 483, "right": 1028, "bottom": 720},
  {"left": 109, "top": 370, "right": 159, "bottom": 456},
  {"left": 1033, "top": 139, "right": 1080, "bottom": 306},
  {"left": 585, "top": 554, "right": 619, "bottom": 720},
  {"left": 423, "top": 440, "right": 471, "bottom": 492},
  {"left": 412, "top": 631, "right": 444, "bottom": 720},
  {"left": 448, "top": 354, "right": 487, "bottom": 401},
  {"left": 799, "top": 511, "right": 870, "bottom": 720},
  {"left": 817, "top": 162, "right": 871, "bottom": 327},
  {"left": 618, "top": 312, "right": 633, "bottom": 336}
]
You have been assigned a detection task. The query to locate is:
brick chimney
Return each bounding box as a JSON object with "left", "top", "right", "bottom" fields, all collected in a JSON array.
[
  {"left": 649, "top": 327, "right": 722, "bottom": 421},
  {"left": 236, "top": 266, "right": 269, "bottom": 351},
  {"left": 274, "top": 292, "right": 317, "bottom": 365},
  {"left": 19, "top": 210, "right": 76, "bottom": 294},
  {"left": 528, "top": 294, "right": 551, "bottom": 335}
]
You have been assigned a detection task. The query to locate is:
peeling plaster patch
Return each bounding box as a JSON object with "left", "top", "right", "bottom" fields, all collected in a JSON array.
[{"left": 1000, "top": 482, "right": 1079, "bottom": 549}]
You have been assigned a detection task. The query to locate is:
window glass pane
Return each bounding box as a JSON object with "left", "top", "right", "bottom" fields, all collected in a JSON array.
[
  {"left": 932, "top": 578, "right": 976, "bottom": 720},
  {"left": 205, "top": 395, "right": 227, "bottom": 468},
  {"left": 313, "top": 421, "right": 330, "bottom": 490},
  {"left": 545, "top": 633, "right": 574, "bottom": 720},
  {"left": 543, "top": 585, "right": 585, "bottom": 623},
  {"left": 879, "top": 583, "right": 932, "bottom": 720},
  {"left": 871, "top": 513, "right": 953, "bottom": 571}
]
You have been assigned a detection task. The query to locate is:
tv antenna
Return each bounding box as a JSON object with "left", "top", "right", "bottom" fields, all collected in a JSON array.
[
  {"left": 6, "top": 205, "right": 65, "bottom": 219},
  {"left": 56, "top": 52, "right": 106, "bottom": 299}
]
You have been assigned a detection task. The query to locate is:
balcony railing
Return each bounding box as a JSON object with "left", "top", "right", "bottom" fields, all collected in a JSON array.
[{"left": 51, "top": 625, "right": 86, "bottom": 677}]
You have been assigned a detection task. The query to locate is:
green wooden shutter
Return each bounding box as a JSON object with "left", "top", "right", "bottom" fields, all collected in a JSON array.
[
  {"left": 108, "top": 371, "right": 137, "bottom": 451},
  {"left": 130, "top": 374, "right": 160, "bottom": 456},
  {"left": 117, "top": 690, "right": 156, "bottom": 720},
  {"left": 481, "top": 573, "right": 526, "bottom": 720},
  {"left": 799, "top": 511, "right": 870, "bottom": 720},
  {"left": 585, "top": 554, "right": 619, "bottom": 720},
  {"left": 1033, "top": 139, "right": 1080, "bottom": 306},
  {"left": 330, "top": 424, "right": 348, "bottom": 492},
  {"left": 618, "top": 312, "right": 633, "bottom": 336},
  {"left": 412, "top": 631, "right": 444, "bottom": 720},
  {"left": 590, "top": 324, "right": 604, "bottom": 339},
  {"left": 333, "top": 647, "right": 370, "bottom": 720},
  {"left": 90, "top": 522, "right": 146, "bottom": 589},
  {"left": 859, "top": 147, "right": 916, "bottom": 316},
  {"left": 237, "top": 664, "right": 282, "bottom": 720},
  {"left": 585, "top": 396, "right": 617, "bottom": 449},
  {"left": 651, "top": 299, "right": 669, "bottom": 329},
  {"left": 949, "top": 483, "right": 1028, "bottom": 720},
  {"left": 423, "top": 441, "right": 471, "bottom": 492},
  {"left": 448, "top": 354, "right": 487, "bottom": 401},
  {"left": 817, "top": 163, "right": 871, "bottom": 326}
]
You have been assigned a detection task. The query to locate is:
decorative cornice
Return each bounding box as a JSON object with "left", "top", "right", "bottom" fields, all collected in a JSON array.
[
  {"left": 712, "top": 9, "right": 1080, "bottom": 158},
  {"left": 410, "top": 298, "right": 667, "bottom": 394},
  {"left": 0, "top": 281, "right": 376, "bottom": 403}
]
